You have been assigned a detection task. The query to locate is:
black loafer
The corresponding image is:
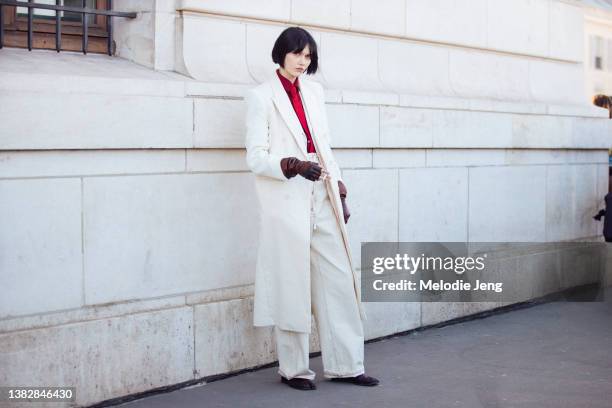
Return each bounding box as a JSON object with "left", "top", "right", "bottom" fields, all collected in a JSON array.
[
  {"left": 330, "top": 374, "right": 379, "bottom": 386},
  {"left": 281, "top": 376, "right": 317, "bottom": 390}
]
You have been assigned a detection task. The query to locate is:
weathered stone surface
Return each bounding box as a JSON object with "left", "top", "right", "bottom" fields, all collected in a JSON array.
[
  {"left": 0, "top": 307, "right": 194, "bottom": 407},
  {"left": 0, "top": 178, "right": 82, "bottom": 319}
]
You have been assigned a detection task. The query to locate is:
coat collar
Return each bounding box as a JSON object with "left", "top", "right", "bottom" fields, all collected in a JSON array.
[
  {"left": 276, "top": 68, "right": 301, "bottom": 95},
  {"left": 269, "top": 72, "right": 323, "bottom": 158}
]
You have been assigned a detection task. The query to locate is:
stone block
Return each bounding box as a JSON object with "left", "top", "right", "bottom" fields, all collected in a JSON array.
[
  {"left": 343, "top": 169, "right": 398, "bottom": 270},
  {"left": 426, "top": 149, "right": 506, "bottom": 167},
  {"left": 83, "top": 173, "right": 258, "bottom": 304},
  {"left": 342, "top": 90, "right": 399, "bottom": 106},
  {"left": 559, "top": 244, "right": 604, "bottom": 289},
  {"left": 318, "top": 32, "right": 381, "bottom": 90},
  {"left": 548, "top": 0, "right": 584, "bottom": 62},
  {"left": 469, "top": 166, "right": 547, "bottom": 241},
  {"left": 113, "top": 5, "right": 155, "bottom": 68},
  {"left": 373, "top": 149, "right": 426, "bottom": 168},
  {"left": 546, "top": 164, "right": 599, "bottom": 241},
  {"left": 0, "top": 307, "right": 194, "bottom": 407},
  {"left": 362, "top": 302, "right": 421, "bottom": 340},
  {"left": 291, "top": 0, "right": 351, "bottom": 29},
  {"left": 405, "top": 0, "right": 487, "bottom": 48},
  {"left": 486, "top": 0, "right": 548, "bottom": 56},
  {"left": 154, "top": 11, "right": 178, "bottom": 71},
  {"left": 398, "top": 167, "right": 469, "bottom": 242},
  {"left": 379, "top": 39, "right": 453, "bottom": 96},
  {"left": 327, "top": 104, "right": 379, "bottom": 148},
  {"left": 186, "top": 149, "right": 248, "bottom": 172},
  {"left": 179, "top": 14, "right": 253, "bottom": 83},
  {"left": 449, "top": 49, "right": 530, "bottom": 101},
  {"left": 246, "top": 24, "right": 288, "bottom": 84},
  {"left": 511, "top": 114, "right": 573, "bottom": 148},
  {"left": 350, "top": 0, "right": 405, "bottom": 35},
  {"left": 180, "top": 0, "right": 291, "bottom": 20},
  {"left": 334, "top": 149, "right": 373, "bottom": 169},
  {"left": 194, "top": 98, "right": 246, "bottom": 148},
  {"left": 194, "top": 298, "right": 276, "bottom": 377},
  {"left": 529, "top": 60, "right": 586, "bottom": 105},
  {"left": 380, "top": 106, "right": 434, "bottom": 148},
  {"left": 571, "top": 117, "right": 612, "bottom": 149},
  {"left": 432, "top": 110, "right": 513, "bottom": 148},
  {"left": 0, "top": 178, "right": 82, "bottom": 318},
  {"left": 505, "top": 149, "right": 569, "bottom": 165},
  {"left": 0, "top": 92, "right": 192, "bottom": 149},
  {"left": 517, "top": 250, "right": 562, "bottom": 299},
  {"left": 0, "top": 150, "right": 186, "bottom": 178}
]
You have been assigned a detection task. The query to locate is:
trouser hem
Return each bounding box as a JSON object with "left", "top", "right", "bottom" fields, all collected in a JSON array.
[
  {"left": 278, "top": 368, "right": 316, "bottom": 381},
  {"left": 323, "top": 368, "right": 365, "bottom": 379}
]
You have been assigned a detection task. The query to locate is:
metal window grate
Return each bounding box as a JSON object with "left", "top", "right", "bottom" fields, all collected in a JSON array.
[{"left": 0, "top": 0, "right": 136, "bottom": 55}]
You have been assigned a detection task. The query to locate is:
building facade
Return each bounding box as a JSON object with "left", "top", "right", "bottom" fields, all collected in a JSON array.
[{"left": 584, "top": 0, "right": 612, "bottom": 96}]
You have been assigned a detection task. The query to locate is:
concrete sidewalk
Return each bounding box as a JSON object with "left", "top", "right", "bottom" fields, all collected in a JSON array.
[{"left": 113, "top": 289, "right": 612, "bottom": 408}]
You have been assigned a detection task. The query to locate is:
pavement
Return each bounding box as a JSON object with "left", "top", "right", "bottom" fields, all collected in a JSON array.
[{"left": 112, "top": 287, "right": 612, "bottom": 408}]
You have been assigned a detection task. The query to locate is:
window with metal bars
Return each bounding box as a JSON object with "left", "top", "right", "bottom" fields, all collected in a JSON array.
[{"left": 0, "top": 0, "right": 136, "bottom": 55}]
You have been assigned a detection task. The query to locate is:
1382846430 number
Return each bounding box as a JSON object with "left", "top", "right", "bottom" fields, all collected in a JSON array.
[{"left": 0, "top": 386, "right": 76, "bottom": 402}]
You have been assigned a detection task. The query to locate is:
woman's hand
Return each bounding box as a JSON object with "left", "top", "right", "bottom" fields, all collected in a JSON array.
[
  {"left": 280, "top": 157, "right": 322, "bottom": 181},
  {"left": 341, "top": 198, "right": 350, "bottom": 224},
  {"left": 338, "top": 180, "right": 350, "bottom": 224},
  {"left": 280, "top": 157, "right": 332, "bottom": 182}
]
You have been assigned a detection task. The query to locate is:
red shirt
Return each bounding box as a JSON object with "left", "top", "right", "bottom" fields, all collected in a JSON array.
[{"left": 276, "top": 69, "right": 316, "bottom": 153}]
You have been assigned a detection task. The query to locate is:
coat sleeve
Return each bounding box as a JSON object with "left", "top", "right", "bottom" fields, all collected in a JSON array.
[
  {"left": 244, "top": 89, "right": 289, "bottom": 181},
  {"left": 312, "top": 83, "right": 344, "bottom": 185}
]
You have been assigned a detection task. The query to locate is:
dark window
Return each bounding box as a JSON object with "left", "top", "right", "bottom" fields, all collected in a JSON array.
[{"left": 2, "top": 0, "right": 111, "bottom": 54}]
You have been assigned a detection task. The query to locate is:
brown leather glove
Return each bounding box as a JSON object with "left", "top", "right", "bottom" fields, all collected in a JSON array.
[
  {"left": 338, "top": 180, "right": 350, "bottom": 224},
  {"left": 280, "top": 157, "right": 322, "bottom": 181}
]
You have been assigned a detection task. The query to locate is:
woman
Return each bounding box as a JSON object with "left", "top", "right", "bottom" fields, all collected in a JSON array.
[{"left": 244, "top": 27, "right": 379, "bottom": 391}]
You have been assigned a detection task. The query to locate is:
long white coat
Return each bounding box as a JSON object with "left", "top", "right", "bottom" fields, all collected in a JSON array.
[{"left": 245, "top": 73, "right": 367, "bottom": 333}]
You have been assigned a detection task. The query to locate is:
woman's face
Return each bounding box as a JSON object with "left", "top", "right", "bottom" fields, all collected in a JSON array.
[{"left": 281, "top": 44, "right": 311, "bottom": 80}]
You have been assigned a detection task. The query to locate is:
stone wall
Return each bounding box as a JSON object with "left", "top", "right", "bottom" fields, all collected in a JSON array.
[{"left": 0, "top": 0, "right": 611, "bottom": 406}]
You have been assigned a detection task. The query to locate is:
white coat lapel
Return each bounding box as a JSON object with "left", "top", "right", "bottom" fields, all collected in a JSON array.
[
  {"left": 270, "top": 77, "right": 308, "bottom": 157},
  {"left": 298, "top": 82, "right": 324, "bottom": 148}
]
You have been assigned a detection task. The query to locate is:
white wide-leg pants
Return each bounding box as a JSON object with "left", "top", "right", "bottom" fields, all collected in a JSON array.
[{"left": 275, "top": 153, "right": 365, "bottom": 380}]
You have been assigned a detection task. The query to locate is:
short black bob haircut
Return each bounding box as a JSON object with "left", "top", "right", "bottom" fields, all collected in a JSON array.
[{"left": 271, "top": 27, "right": 318, "bottom": 75}]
